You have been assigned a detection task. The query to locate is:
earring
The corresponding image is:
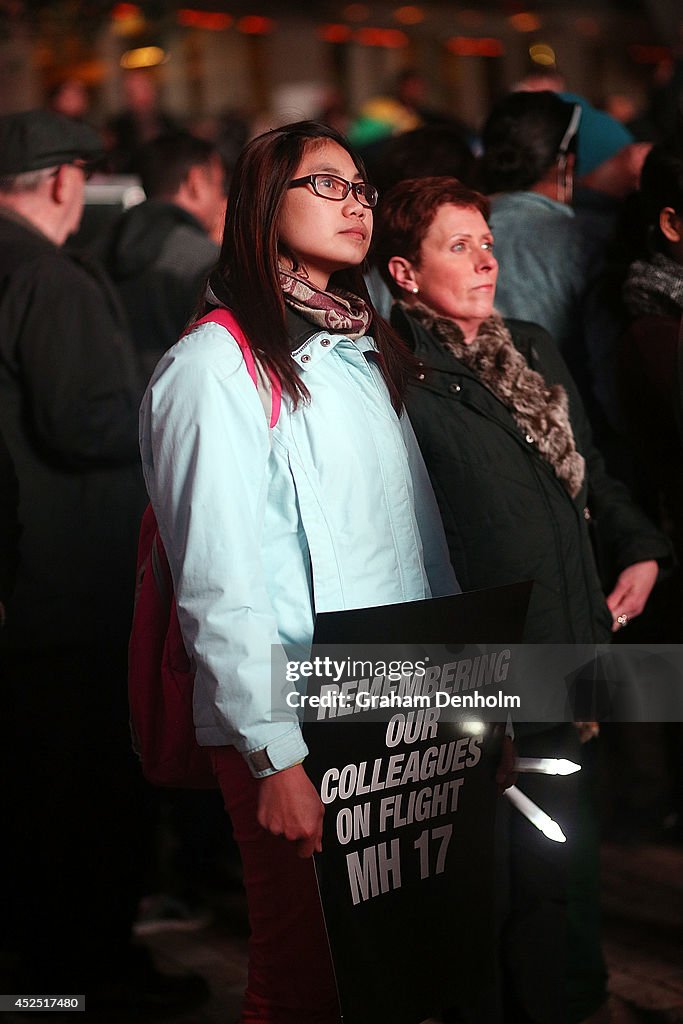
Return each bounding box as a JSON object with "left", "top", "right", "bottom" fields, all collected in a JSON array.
[{"left": 412, "top": 286, "right": 419, "bottom": 295}]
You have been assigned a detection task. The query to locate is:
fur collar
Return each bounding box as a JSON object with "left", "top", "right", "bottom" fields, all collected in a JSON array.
[{"left": 405, "top": 302, "right": 585, "bottom": 497}]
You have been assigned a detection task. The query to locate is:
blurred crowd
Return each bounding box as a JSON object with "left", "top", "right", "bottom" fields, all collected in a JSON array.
[{"left": 1, "top": 56, "right": 683, "bottom": 1024}]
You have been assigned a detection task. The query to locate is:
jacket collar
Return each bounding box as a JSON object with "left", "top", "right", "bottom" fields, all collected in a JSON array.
[
  {"left": 391, "top": 302, "right": 536, "bottom": 378},
  {"left": 286, "top": 304, "right": 375, "bottom": 371},
  {"left": 0, "top": 205, "right": 57, "bottom": 247},
  {"left": 394, "top": 303, "right": 582, "bottom": 500},
  {"left": 285, "top": 304, "right": 322, "bottom": 349},
  {"left": 391, "top": 302, "right": 476, "bottom": 378}
]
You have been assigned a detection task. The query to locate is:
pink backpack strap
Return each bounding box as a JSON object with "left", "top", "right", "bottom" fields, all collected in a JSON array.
[{"left": 191, "top": 308, "right": 282, "bottom": 427}]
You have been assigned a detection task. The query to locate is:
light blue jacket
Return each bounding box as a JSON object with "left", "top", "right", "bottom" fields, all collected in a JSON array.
[{"left": 139, "top": 317, "right": 459, "bottom": 776}]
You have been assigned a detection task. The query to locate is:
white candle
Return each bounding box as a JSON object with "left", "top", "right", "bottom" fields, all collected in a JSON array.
[
  {"left": 515, "top": 757, "right": 581, "bottom": 776},
  {"left": 505, "top": 785, "right": 567, "bottom": 843}
]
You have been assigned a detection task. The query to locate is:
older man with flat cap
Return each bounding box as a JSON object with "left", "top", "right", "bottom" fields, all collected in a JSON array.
[{"left": 0, "top": 110, "right": 207, "bottom": 1014}]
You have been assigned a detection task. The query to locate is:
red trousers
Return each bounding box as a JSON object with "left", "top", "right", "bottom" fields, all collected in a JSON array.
[{"left": 210, "top": 748, "right": 341, "bottom": 1024}]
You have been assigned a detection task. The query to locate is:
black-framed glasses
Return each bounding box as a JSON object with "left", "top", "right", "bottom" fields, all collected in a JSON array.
[{"left": 288, "top": 173, "right": 378, "bottom": 208}]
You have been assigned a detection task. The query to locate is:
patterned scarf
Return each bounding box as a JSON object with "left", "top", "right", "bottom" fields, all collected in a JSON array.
[
  {"left": 623, "top": 252, "right": 683, "bottom": 318},
  {"left": 279, "top": 267, "right": 372, "bottom": 339},
  {"left": 405, "top": 301, "right": 585, "bottom": 498}
]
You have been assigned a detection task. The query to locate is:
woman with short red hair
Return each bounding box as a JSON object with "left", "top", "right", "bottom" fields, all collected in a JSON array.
[{"left": 374, "top": 175, "right": 669, "bottom": 1024}]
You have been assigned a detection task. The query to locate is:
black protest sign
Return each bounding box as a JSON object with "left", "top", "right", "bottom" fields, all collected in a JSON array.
[
  {"left": 312, "top": 582, "right": 532, "bottom": 646},
  {"left": 305, "top": 714, "right": 500, "bottom": 1024},
  {"left": 303, "top": 584, "right": 531, "bottom": 1024}
]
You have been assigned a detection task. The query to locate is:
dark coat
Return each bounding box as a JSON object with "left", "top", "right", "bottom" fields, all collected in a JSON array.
[
  {"left": 0, "top": 429, "right": 20, "bottom": 609},
  {"left": 0, "top": 210, "right": 147, "bottom": 649},
  {"left": 100, "top": 200, "right": 218, "bottom": 380},
  {"left": 619, "top": 312, "right": 683, "bottom": 552},
  {"left": 393, "top": 305, "right": 671, "bottom": 643}
]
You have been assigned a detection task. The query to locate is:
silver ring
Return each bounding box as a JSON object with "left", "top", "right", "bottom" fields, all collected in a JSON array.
[{"left": 617, "top": 613, "right": 629, "bottom": 627}]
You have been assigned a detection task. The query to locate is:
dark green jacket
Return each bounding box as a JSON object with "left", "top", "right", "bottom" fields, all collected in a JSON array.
[{"left": 393, "top": 305, "right": 671, "bottom": 643}]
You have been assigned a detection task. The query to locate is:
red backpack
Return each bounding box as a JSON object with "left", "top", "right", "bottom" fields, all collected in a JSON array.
[{"left": 128, "top": 308, "right": 281, "bottom": 788}]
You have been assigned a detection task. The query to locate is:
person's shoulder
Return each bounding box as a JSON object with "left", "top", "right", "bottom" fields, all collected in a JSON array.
[
  {"left": 0, "top": 213, "right": 48, "bottom": 253},
  {"left": 505, "top": 317, "right": 553, "bottom": 345},
  {"left": 150, "top": 318, "right": 246, "bottom": 386},
  {"left": 2, "top": 242, "right": 99, "bottom": 302},
  {"left": 490, "top": 191, "right": 551, "bottom": 215},
  {"left": 158, "top": 223, "right": 218, "bottom": 275},
  {"left": 504, "top": 317, "right": 562, "bottom": 367},
  {"left": 491, "top": 191, "right": 576, "bottom": 229},
  {"left": 507, "top": 318, "right": 582, "bottom": 398},
  {"left": 390, "top": 302, "right": 434, "bottom": 352},
  {"left": 0, "top": 217, "right": 61, "bottom": 274}
]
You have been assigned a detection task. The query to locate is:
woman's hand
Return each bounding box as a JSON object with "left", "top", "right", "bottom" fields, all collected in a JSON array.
[
  {"left": 606, "top": 559, "right": 658, "bottom": 632},
  {"left": 257, "top": 763, "right": 325, "bottom": 858}
]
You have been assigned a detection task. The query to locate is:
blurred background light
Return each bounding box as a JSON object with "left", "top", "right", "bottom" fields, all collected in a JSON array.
[
  {"left": 393, "top": 6, "right": 425, "bottom": 26},
  {"left": 120, "top": 45, "right": 167, "bottom": 69},
  {"left": 508, "top": 12, "right": 542, "bottom": 33},
  {"left": 111, "top": 2, "right": 141, "bottom": 19},
  {"left": 355, "top": 27, "right": 409, "bottom": 48},
  {"left": 236, "top": 15, "right": 274, "bottom": 35},
  {"left": 111, "top": 3, "right": 146, "bottom": 36},
  {"left": 447, "top": 36, "right": 504, "bottom": 57},
  {"left": 317, "top": 23, "right": 353, "bottom": 43},
  {"left": 628, "top": 44, "right": 673, "bottom": 64},
  {"left": 343, "top": 4, "right": 370, "bottom": 21},
  {"left": 176, "top": 10, "right": 233, "bottom": 31},
  {"left": 574, "top": 16, "right": 601, "bottom": 38},
  {"left": 456, "top": 10, "right": 486, "bottom": 28},
  {"left": 529, "top": 42, "right": 556, "bottom": 66}
]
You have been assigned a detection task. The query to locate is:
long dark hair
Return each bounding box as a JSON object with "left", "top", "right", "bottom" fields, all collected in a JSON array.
[{"left": 206, "top": 120, "right": 416, "bottom": 410}]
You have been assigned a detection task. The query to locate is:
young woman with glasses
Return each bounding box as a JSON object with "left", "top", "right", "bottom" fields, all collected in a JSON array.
[{"left": 139, "top": 121, "right": 458, "bottom": 1023}]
